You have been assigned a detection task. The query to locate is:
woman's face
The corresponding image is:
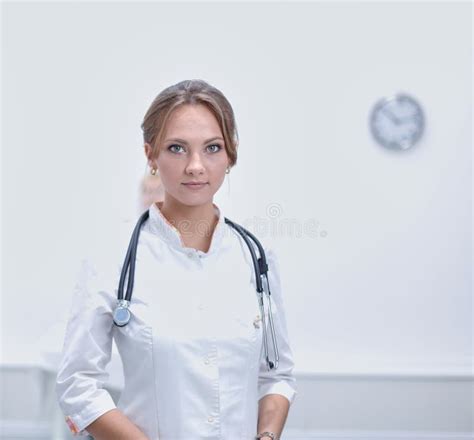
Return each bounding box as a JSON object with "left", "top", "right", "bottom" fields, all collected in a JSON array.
[{"left": 145, "top": 104, "right": 230, "bottom": 208}]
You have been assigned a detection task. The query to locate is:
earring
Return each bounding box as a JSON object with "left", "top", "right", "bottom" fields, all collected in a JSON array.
[
  {"left": 225, "top": 167, "right": 230, "bottom": 174},
  {"left": 151, "top": 167, "right": 157, "bottom": 175}
]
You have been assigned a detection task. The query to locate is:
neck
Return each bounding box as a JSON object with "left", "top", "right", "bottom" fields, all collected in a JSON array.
[{"left": 156, "top": 199, "right": 219, "bottom": 240}]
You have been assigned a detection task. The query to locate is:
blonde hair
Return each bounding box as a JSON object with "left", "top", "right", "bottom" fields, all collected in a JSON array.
[{"left": 141, "top": 79, "right": 239, "bottom": 168}]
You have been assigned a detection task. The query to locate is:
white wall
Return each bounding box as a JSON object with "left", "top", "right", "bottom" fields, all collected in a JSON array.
[{"left": 1, "top": 0, "right": 471, "bottom": 405}]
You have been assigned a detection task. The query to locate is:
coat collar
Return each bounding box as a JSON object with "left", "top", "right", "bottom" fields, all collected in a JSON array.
[{"left": 146, "top": 200, "right": 226, "bottom": 257}]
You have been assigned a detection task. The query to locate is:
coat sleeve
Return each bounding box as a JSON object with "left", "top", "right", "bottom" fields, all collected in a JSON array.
[
  {"left": 257, "top": 247, "right": 298, "bottom": 406},
  {"left": 55, "top": 258, "right": 117, "bottom": 436}
]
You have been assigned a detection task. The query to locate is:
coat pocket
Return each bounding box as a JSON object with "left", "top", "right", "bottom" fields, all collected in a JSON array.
[{"left": 233, "top": 299, "right": 262, "bottom": 344}]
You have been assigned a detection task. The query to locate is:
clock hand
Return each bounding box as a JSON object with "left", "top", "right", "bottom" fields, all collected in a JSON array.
[{"left": 381, "top": 107, "right": 401, "bottom": 125}]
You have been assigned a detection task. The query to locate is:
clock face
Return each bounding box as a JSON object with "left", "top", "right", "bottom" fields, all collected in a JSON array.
[{"left": 369, "top": 93, "right": 425, "bottom": 150}]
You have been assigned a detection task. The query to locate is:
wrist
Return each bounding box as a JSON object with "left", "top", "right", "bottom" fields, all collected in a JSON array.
[{"left": 255, "top": 431, "right": 278, "bottom": 440}]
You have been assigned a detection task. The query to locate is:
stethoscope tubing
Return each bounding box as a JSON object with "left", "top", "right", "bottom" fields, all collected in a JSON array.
[
  {"left": 223, "top": 218, "right": 280, "bottom": 370},
  {"left": 114, "top": 208, "right": 279, "bottom": 370},
  {"left": 118, "top": 210, "right": 150, "bottom": 302}
]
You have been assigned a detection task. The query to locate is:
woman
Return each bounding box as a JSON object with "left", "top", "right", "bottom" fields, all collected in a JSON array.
[{"left": 55, "top": 79, "right": 297, "bottom": 440}]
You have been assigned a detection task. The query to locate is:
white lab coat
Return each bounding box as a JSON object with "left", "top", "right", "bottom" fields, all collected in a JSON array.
[{"left": 55, "top": 201, "right": 297, "bottom": 439}]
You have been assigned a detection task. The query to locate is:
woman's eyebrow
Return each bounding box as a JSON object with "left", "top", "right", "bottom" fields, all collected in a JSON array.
[{"left": 164, "top": 136, "right": 224, "bottom": 144}]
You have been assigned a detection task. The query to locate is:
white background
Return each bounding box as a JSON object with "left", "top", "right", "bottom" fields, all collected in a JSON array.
[{"left": 1, "top": 1, "right": 472, "bottom": 379}]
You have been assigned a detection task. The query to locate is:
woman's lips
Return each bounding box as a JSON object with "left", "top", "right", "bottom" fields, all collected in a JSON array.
[{"left": 182, "top": 183, "right": 208, "bottom": 190}]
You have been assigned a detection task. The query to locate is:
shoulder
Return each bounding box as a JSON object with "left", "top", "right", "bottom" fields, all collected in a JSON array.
[
  {"left": 263, "top": 246, "right": 282, "bottom": 287},
  {"left": 264, "top": 246, "right": 278, "bottom": 266},
  {"left": 76, "top": 219, "right": 136, "bottom": 294},
  {"left": 224, "top": 219, "right": 280, "bottom": 268}
]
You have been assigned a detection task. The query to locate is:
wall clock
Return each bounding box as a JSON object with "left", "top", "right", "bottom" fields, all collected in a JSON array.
[{"left": 369, "top": 93, "right": 425, "bottom": 150}]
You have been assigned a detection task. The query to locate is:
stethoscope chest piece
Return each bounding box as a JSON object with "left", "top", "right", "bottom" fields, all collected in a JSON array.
[{"left": 113, "top": 299, "right": 131, "bottom": 327}]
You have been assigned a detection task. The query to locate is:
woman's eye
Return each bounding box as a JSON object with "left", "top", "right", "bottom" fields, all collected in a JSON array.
[
  {"left": 207, "top": 144, "right": 222, "bottom": 153},
  {"left": 168, "top": 144, "right": 184, "bottom": 153}
]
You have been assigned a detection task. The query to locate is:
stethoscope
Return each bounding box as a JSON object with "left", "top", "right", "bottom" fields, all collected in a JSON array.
[{"left": 112, "top": 208, "right": 280, "bottom": 371}]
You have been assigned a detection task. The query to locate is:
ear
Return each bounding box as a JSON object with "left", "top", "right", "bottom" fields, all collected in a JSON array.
[
  {"left": 144, "top": 143, "right": 155, "bottom": 166},
  {"left": 144, "top": 143, "right": 151, "bottom": 159}
]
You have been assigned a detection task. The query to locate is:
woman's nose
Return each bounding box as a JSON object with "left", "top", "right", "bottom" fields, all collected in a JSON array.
[{"left": 185, "top": 153, "right": 206, "bottom": 174}]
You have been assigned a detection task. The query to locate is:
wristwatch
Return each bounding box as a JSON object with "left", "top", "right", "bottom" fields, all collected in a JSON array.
[{"left": 255, "top": 432, "right": 277, "bottom": 440}]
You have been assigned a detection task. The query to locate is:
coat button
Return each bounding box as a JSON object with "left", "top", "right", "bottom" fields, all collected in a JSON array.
[{"left": 208, "top": 416, "right": 214, "bottom": 423}]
